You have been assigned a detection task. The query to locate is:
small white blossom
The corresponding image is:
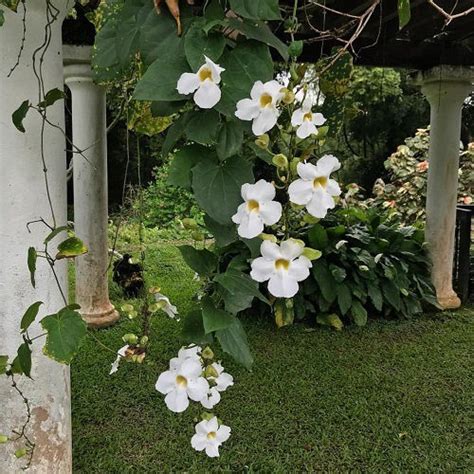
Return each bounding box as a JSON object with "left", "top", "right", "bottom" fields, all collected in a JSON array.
[
  {"left": 201, "top": 362, "right": 234, "bottom": 409},
  {"left": 232, "top": 180, "right": 282, "bottom": 239},
  {"left": 170, "top": 344, "right": 202, "bottom": 370},
  {"left": 191, "top": 417, "right": 231, "bottom": 458},
  {"left": 154, "top": 292, "right": 178, "bottom": 319},
  {"left": 335, "top": 240, "right": 348, "bottom": 250},
  {"left": 288, "top": 155, "right": 341, "bottom": 219},
  {"left": 177, "top": 56, "right": 224, "bottom": 109},
  {"left": 291, "top": 97, "right": 326, "bottom": 139},
  {"left": 200, "top": 387, "right": 221, "bottom": 409},
  {"left": 250, "top": 239, "right": 312, "bottom": 298},
  {"left": 235, "top": 80, "right": 284, "bottom": 135},
  {"left": 109, "top": 345, "right": 129, "bottom": 375},
  {"left": 155, "top": 358, "right": 209, "bottom": 413}
]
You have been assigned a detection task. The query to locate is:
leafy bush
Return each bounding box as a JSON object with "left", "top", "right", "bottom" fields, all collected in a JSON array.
[
  {"left": 371, "top": 128, "right": 473, "bottom": 223},
  {"left": 298, "top": 208, "right": 438, "bottom": 328}
]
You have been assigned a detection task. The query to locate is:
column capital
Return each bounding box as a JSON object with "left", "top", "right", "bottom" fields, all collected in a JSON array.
[{"left": 63, "top": 45, "right": 94, "bottom": 84}]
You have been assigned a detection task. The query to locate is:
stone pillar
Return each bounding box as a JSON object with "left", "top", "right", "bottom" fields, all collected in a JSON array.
[
  {"left": 0, "top": 2, "right": 71, "bottom": 472},
  {"left": 418, "top": 66, "right": 474, "bottom": 309},
  {"left": 64, "top": 46, "right": 119, "bottom": 328}
]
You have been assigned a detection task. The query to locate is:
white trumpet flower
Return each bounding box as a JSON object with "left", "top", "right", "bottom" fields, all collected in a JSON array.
[
  {"left": 232, "top": 180, "right": 282, "bottom": 239},
  {"left": 288, "top": 155, "right": 341, "bottom": 219},
  {"left": 109, "top": 345, "right": 129, "bottom": 375},
  {"left": 155, "top": 358, "right": 209, "bottom": 413},
  {"left": 200, "top": 361, "right": 234, "bottom": 409},
  {"left": 170, "top": 344, "right": 202, "bottom": 370},
  {"left": 291, "top": 98, "right": 326, "bottom": 139},
  {"left": 191, "top": 417, "right": 231, "bottom": 458},
  {"left": 177, "top": 56, "right": 224, "bottom": 109},
  {"left": 250, "top": 239, "right": 312, "bottom": 298},
  {"left": 154, "top": 292, "right": 178, "bottom": 319},
  {"left": 235, "top": 80, "right": 284, "bottom": 135}
]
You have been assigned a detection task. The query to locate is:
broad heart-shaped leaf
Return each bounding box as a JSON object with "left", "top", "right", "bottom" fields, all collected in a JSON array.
[
  {"left": 133, "top": 42, "right": 190, "bottom": 102},
  {"left": 201, "top": 297, "right": 236, "bottom": 334},
  {"left": 398, "top": 0, "right": 411, "bottom": 29},
  {"left": 40, "top": 306, "right": 87, "bottom": 364},
  {"left": 168, "top": 144, "right": 209, "bottom": 189},
  {"left": 27, "top": 246, "right": 37, "bottom": 288},
  {"left": 162, "top": 112, "right": 191, "bottom": 157},
  {"left": 178, "top": 245, "right": 218, "bottom": 277},
  {"left": 186, "top": 110, "right": 221, "bottom": 145},
  {"left": 184, "top": 19, "right": 226, "bottom": 70},
  {"left": 182, "top": 310, "right": 214, "bottom": 345},
  {"left": 216, "top": 318, "right": 253, "bottom": 369},
  {"left": 151, "top": 100, "right": 185, "bottom": 117},
  {"left": 350, "top": 300, "right": 368, "bottom": 326},
  {"left": 192, "top": 155, "right": 254, "bottom": 224},
  {"left": 20, "top": 301, "right": 43, "bottom": 333},
  {"left": 227, "top": 18, "right": 288, "bottom": 61},
  {"left": 229, "top": 0, "right": 281, "bottom": 20},
  {"left": 11, "top": 343, "right": 32, "bottom": 378},
  {"left": 38, "top": 88, "right": 65, "bottom": 109},
  {"left": 203, "top": 215, "right": 237, "bottom": 247},
  {"left": 216, "top": 120, "right": 244, "bottom": 161},
  {"left": 12, "top": 100, "right": 30, "bottom": 133},
  {"left": 214, "top": 267, "right": 269, "bottom": 314},
  {"left": 56, "top": 236, "right": 88, "bottom": 260},
  {"left": 216, "top": 41, "right": 273, "bottom": 116}
]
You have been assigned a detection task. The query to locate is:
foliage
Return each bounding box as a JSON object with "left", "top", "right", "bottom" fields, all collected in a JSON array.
[{"left": 370, "top": 128, "right": 473, "bottom": 223}]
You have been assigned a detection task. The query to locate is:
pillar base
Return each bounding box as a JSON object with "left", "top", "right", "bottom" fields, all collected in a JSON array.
[
  {"left": 81, "top": 306, "right": 120, "bottom": 328},
  {"left": 437, "top": 292, "right": 461, "bottom": 310}
]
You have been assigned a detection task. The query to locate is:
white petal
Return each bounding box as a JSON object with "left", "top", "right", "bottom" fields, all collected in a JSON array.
[
  {"left": 259, "top": 201, "right": 282, "bottom": 226},
  {"left": 306, "top": 188, "right": 334, "bottom": 218},
  {"left": 191, "top": 433, "right": 207, "bottom": 451},
  {"left": 280, "top": 239, "right": 304, "bottom": 260},
  {"left": 312, "top": 112, "right": 326, "bottom": 126},
  {"left": 164, "top": 389, "right": 189, "bottom": 413},
  {"left": 297, "top": 162, "right": 318, "bottom": 180},
  {"left": 195, "top": 419, "right": 209, "bottom": 435},
  {"left": 302, "top": 96, "right": 313, "bottom": 112},
  {"left": 235, "top": 98, "right": 260, "bottom": 121},
  {"left": 291, "top": 108, "right": 304, "bottom": 127},
  {"left": 252, "top": 107, "right": 279, "bottom": 136},
  {"left": 288, "top": 257, "right": 311, "bottom": 282},
  {"left": 178, "top": 345, "right": 201, "bottom": 360},
  {"left": 200, "top": 387, "right": 221, "bottom": 409},
  {"left": 250, "top": 257, "right": 275, "bottom": 283},
  {"left": 296, "top": 121, "right": 317, "bottom": 139},
  {"left": 187, "top": 377, "right": 209, "bottom": 402},
  {"left": 264, "top": 80, "right": 284, "bottom": 103},
  {"left": 326, "top": 178, "right": 341, "bottom": 196},
  {"left": 268, "top": 272, "right": 299, "bottom": 298},
  {"left": 288, "top": 179, "right": 314, "bottom": 205},
  {"left": 207, "top": 417, "right": 219, "bottom": 432},
  {"left": 260, "top": 240, "right": 281, "bottom": 260},
  {"left": 194, "top": 81, "right": 221, "bottom": 109},
  {"left": 109, "top": 355, "right": 121, "bottom": 375},
  {"left": 177, "top": 72, "right": 200, "bottom": 95},
  {"left": 204, "top": 56, "right": 225, "bottom": 83},
  {"left": 236, "top": 212, "right": 264, "bottom": 239},
  {"left": 164, "top": 304, "right": 178, "bottom": 319},
  {"left": 155, "top": 370, "right": 177, "bottom": 394},
  {"left": 205, "top": 442, "right": 220, "bottom": 458},
  {"left": 232, "top": 203, "right": 247, "bottom": 224},
  {"left": 215, "top": 372, "right": 234, "bottom": 392},
  {"left": 216, "top": 425, "right": 231, "bottom": 443},
  {"left": 250, "top": 80, "right": 265, "bottom": 100},
  {"left": 317, "top": 154, "right": 340, "bottom": 176},
  {"left": 180, "top": 358, "right": 203, "bottom": 379},
  {"left": 245, "top": 179, "right": 275, "bottom": 202}
]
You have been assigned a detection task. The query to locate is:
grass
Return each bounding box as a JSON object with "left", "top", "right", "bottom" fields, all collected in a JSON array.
[{"left": 71, "top": 244, "right": 474, "bottom": 473}]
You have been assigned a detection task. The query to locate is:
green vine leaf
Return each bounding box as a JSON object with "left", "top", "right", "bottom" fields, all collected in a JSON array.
[
  {"left": 12, "top": 100, "right": 30, "bottom": 133},
  {"left": 0, "top": 0, "right": 20, "bottom": 12},
  {"left": 44, "top": 225, "right": 71, "bottom": 245},
  {"left": 20, "top": 301, "right": 43, "bottom": 333},
  {"left": 178, "top": 245, "right": 218, "bottom": 277},
  {"left": 38, "top": 88, "right": 66, "bottom": 109},
  {"left": 40, "top": 306, "right": 87, "bottom": 364},
  {"left": 55, "top": 236, "right": 88, "bottom": 260},
  {"left": 186, "top": 109, "right": 221, "bottom": 145},
  {"left": 201, "top": 297, "right": 236, "bottom": 334},
  {"left": 167, "top": 144, "right": 208, "bottom": 189},
  {"left": 216, "top": 318, "right": 253, "bottom": 369},
  {"left": 27, "top": 247, "right": 37, "bottom": 288},
  {"left": 11, "top": 343, "right": 32, "bottom": 378},
  {"left": 228, "top": 0, "right": 281, "bottom": 20},
  {"left": 182, "top": 310, "right": 214, "bottom": 345},
  {"left": 216, "top": 120, "right": 244, "bottom": 161},
  {"left": 398, "top": 0, "right": 411, "bottom": 29}
]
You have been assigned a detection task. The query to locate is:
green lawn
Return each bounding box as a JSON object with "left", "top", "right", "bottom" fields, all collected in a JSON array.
[{"left": 71, "top": 244, "right": 474, "bottom": 473}]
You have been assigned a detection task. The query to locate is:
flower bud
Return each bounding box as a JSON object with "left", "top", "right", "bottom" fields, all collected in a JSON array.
[
  {"left": 191, "top": 231, "right": 205, "bottom": 242},
  {"left": 288, "top": 40, "right": 303, "bottom": 58},
  {"left": 182, "top": 218, "right": 198, "bottom": 230},
  {"left": 272, "top": 153, "right": 288, "bottom": 169},
  {"left": 255, "top": 134, "right": 269, "bottom": 149},
  {"left": 128, "top": 310, "right": 138, "bottom": 320},
  {"left": 122, "top": 333, "right": 138, "bottom": 345},
  {"left": 302, "top": 247, "right": 322, "bottom": 261},
  {"left": 259, "top": 233, "right": 277, "bottom": 242},
  {"left": 149, "top": 303, "right": 160, "bottom": 313},
  {"left": 140, "top": 336, "right": 149, "bottom": 347},
  {"left": 280, "top": 88, "right": 295, "bottom": 104},
  {"left": 148, "top": 286, "right": 161, "bottom": 294},
  {"left": 290, "top": 157, "right": 300, "bottom": 175},
  {"left": 121, "top": 303, "right": 134, "bottom": 313},
  {"left": 204, "top": 365, "right": 219, "bottom": 379},
  {"left": 201, "top": 346, "right": 214, "bottom": 360}
]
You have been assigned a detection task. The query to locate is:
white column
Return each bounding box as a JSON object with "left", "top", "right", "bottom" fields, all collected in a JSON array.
[
  {"left": 418, "top": 66, "right": 474, "bottom": 309},
  {"left": 64, "top": 46, "right": 119, "bottom": 328},
  {"left": 0, "top": 2, "right": 71, "bottom": 473}
]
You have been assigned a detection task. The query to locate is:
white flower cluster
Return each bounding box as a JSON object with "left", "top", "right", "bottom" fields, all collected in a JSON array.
[{"left": 155, "top": 345, "right": 233, "bottom": 457}]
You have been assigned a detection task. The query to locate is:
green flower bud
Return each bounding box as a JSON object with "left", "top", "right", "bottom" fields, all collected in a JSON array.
[
  {"left": 15, "top": 447, "right": 27, "bottom": 458},
  {"left": 128, "top": 310, "right": 138, "bottom": 320},
  {"left": 148, "top": 286, "right": 161, "bottom": 294},
  {"left": 122, "top": 333, "right": 138, "bottom": 345},
  {"left": 204, "top": 365, "right": 219, "bottom": 379},
  {"left": 255, "top": 134, "right": 269, "bottom": 149},
  {"left": 0, "top": 435, "right": 9, "bottom": 444},
  {"left": 182, "top": 218, "right": 198, "bottom": 230},
  {"left": 259, "top": 233, "right": 277, "bottom": 243},
  {"left": 302, "top": 247, "right": 322, "bottom": 261},
  {"left": 140, "top": 336, "right": 149, "bottom": 347},
  {"left": 272, "top": 153, "right": 288, "bottom": 169},
  {"left": 288, "top": 40, "right": 303, "bottom": 58},
  {"left": 201, "top": 346, "right": 214, "bottom": 360},
  {"left": 191, "top": 231, "right": 205, "bottom": 242},
  {"left": 149, "top": 303, "right": 160, "bottom": 313},
  {"left": 121, "top": 303, "right": 134, "bottom": 313},
  {"left": 290, "top": 157, "right": 300, "bottom": 175},
  {"left": 280, "top": 88, "right": 295, "bottom": 105}
]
